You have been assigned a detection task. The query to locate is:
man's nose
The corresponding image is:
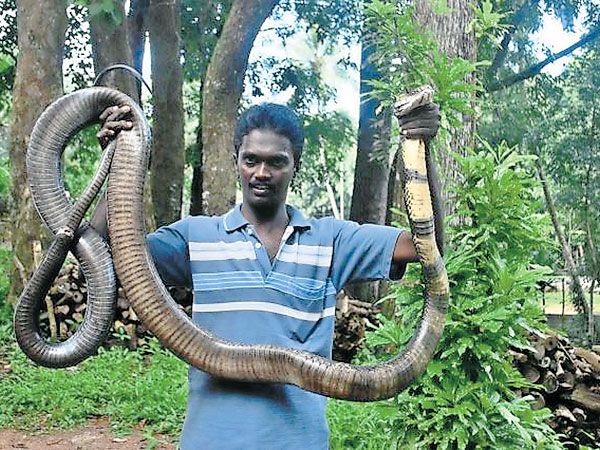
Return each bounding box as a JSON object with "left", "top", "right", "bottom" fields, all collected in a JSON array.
[{"left": 255, "top": 162, "right": 270, "bottom": 179}]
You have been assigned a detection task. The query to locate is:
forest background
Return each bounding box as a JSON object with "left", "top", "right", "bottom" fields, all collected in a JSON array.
[{"left": 0, "top": 0, "right": 599, "bottom": 448}]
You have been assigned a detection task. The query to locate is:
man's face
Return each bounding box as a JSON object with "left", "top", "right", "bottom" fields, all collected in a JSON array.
[{"left": 236, "top": 128, "right": 296, "bottom": 213}]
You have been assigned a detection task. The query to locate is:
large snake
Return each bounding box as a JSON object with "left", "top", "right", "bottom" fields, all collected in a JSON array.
[{"left": 15, "top": 85, "right": 449, "bottom": 401}]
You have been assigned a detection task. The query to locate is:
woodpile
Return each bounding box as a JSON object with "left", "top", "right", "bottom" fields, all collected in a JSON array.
[
  {"left": 511, "top": 330, "right": 600, "bottom": 448},
  {"left": 39, "top": 260, "right": 192, "bottom": 350},
  {"left": 333, "top": 295, "right": 379, "bottom": 363}
]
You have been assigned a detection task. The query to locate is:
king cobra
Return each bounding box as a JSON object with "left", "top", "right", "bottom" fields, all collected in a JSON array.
[{"left": 14, "top": 85, "right": 449, "bottom": 401}]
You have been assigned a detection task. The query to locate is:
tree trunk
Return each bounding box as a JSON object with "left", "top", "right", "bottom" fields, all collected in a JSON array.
[
  {"left": 188, "top": 1, "right": 231, "bottom": 215},
  {"left": 413, "top": 0, "right": 476, "bottom": 215},
  {"left": 350, "top": 38, "right": 392, "bottom": 226},
  {"left": 89, "top": 0, "right": 155, "bottom": 231},
  {"left": 538, "top": 161, "right": 592, "bottom": 328},
  {"left": 201, "top": 0, "right": 278, "bottom": 215},
  {"left": 128, "top": 0, "right": 149, "bottom": 100},
  {"left": 147, "top": 0, "right": 185, "bottom": 227},
  {"left": 89, "top": 0, "right": 139, "bottom": 102},
  {"left": 8, "top": 0, "right": 66, "bottom": 302},
  {"left": 347, "top": 28, "right": 392, "bottom": 302},
  {"left": 190, "top": 93, "right": 204, "bottom": 216}
]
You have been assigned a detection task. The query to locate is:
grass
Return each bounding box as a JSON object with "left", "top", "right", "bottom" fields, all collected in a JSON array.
[
  {"left": 540, "top": 291, "right": 600, "bottom": 315},
  {"left": 0, "top": 330, "right": 188, "bottom": 436}
]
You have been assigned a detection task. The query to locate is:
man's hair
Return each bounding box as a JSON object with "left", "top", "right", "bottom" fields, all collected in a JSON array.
[{"left": 233, "top": 103, "right": 304, "bottom": 167}]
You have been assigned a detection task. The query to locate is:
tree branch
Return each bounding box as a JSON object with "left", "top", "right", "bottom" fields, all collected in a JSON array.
[
  {"left": 487, "top": 0, "right": 538, "bottom": 80},
  {"left": 488, "top": 26, "right": 600, "bottom": 92}
]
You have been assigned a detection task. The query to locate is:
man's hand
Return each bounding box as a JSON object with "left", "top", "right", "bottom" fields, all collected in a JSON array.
[
  {"left": 397, "top": 103, "right": 441, "bottom": 141},
  {"left": 97, "top": 105, "right": 133, "bottom": 148}
]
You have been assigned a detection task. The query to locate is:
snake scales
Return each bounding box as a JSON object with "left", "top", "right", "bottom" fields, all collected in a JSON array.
[{"left": 14, "top": 86, "right": 449, "bottom": 401}]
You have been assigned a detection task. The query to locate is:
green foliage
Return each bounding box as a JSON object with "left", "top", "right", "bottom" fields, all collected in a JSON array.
[
  {"left": 290, "top": 111, "right": 354, "bottom": 218},
  {"left": 364, "top": 0, "right": 482, "bottom": 153},
  {"left": 480, "top": 42, "right": 600, "bottom": 280},
  {"left": 365, "top": 0, "right": 482, "bottom": 108},
  {"left": 327, "top": 400, "right": 390, "bottom": 449},
  {"left": 181, "top": 0, "right": 233, "bottom": 81},
  {"left": 0, "top": 338, "right": 187, "bottom": 434},
  {"left": 64, "top": 4, "right": 95, "bottom": 90},
  {"left": 0, "top": 53, "right": 12, "bottom": 74},
  {"left": 467, "top": 0, "right": 510, "bottom": 41},
  {"left": 0, "top": 0, "right": 16, "bottom": 92},
  {"left": 62, "top": 125, "right": 103, "bottom": 201},
  {"left": 330, "top": 143, "right": 564, "bottom": 449},
  {"left": 273, "top": 0, "right": 361, "bottom": 46},
  {"left": 72, "top": 0, "right": 124, "bottom": 25}
]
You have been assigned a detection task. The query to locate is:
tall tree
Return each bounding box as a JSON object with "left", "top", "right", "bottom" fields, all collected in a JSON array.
[
  {"left": 349, "top": 33, "right": 392, "bottom": 228},
  {"left": 413, "top": 0, "right": 476, "bottom": 207},
  {"left": 181, "top": 0, "right": 232, "bottom": 216},
  {"left": 347, "top": 30, "right": 392, "bottom": 302},
  {"left": 89, "top": 0, "right": 139, "bottom": 102},
  {"left": 201, "top": 0, "right": 278, "bottom": 215},
  {"left": 128, "top": 0, "right": 149, "bottom": 99},
  {"left": 8, "top": 0, "right": 66, "bottom": 300},
  {"left": 538, "top": 161, "right": 592, "bottom": 337},
  {"left": 148, "top": 0, "right": 185, "bottom": 226}
]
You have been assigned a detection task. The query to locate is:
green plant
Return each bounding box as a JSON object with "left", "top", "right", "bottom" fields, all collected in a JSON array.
[
  {"left": 0, "top": 337, "right": 187, "bottom": 435},
  {"left": 331, "top": 142, "right": 564, "bottom": 449}
]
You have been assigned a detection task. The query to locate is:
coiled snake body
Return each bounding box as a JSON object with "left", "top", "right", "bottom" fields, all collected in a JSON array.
[{"left": 15, "top": 86, "right": 449, "bottom": 401}]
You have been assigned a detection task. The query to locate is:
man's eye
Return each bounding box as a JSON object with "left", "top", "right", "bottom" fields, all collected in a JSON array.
[{"left": 244, "top": 157, "right": 256, "bottom": 166}]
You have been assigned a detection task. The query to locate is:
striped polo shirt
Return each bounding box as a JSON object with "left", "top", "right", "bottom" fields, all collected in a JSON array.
[{"left": 147, "top": 204, "right": 404, "bottom": 450}]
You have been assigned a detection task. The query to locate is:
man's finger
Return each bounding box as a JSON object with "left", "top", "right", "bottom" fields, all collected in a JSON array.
[
  {"left": 99, "top": 105, "right": 131, "bottom": 122},
  {"left": 96, "top": 129, "right": 115, "bottom": 140},
  {"left": 104, "top": 119, "right": 133, "bottom": 131}
]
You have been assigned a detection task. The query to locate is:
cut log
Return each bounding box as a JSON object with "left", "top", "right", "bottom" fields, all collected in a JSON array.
[
  {"left": 574, "top": 348, "right": 600, "bottom": 374},
  {"left": 561, "top": 384, "right": 600, "bottom": 412},
  {"left": 508, "top": 349, "right": 528, "bottom": 363},
  {"left": 554, "top": 404, "right": 577, "bottom": 422},
  {"left": 532, "top": 342, "right": 546, "bottom": 361},
  {"left": 529, "top": 391, "right": 546, "bottom": 410},
  {"left": 55, "top": 304, "right": 69, "bottom": 315},
  {"left": 572, "top": 407, "right": 586, "bottom": 424},
  {"left": 539, "top": 356, "right": 551, "bottom": 369},
  {"left": 521, "top": 363, "right": 541, "bottom": 383},
  {"left": 543, "top": 372, "right": 559, "bottom": 394},
  {"left": 558, "top": 371, "right": 575, "bottom": 390},
  {"left": 544, "top": 336, "right": 559, "bottom": 352}
]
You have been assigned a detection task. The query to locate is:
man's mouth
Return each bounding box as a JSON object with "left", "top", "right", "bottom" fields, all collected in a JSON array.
[{"left": 250, "top": 184, "right": 272, "bottom": 195}]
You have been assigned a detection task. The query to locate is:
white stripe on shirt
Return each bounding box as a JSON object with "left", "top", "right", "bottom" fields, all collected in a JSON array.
[
  {"left": 189, "top": 241, "right": 256, "bottom": 261},
  {"left": 192, "top": 302, "right": 335, "bottom": 322},
  {"left": 278, "top": 244, "right": 333, "bottom": 267}
]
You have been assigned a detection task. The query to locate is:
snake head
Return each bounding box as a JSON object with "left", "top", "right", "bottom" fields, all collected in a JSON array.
[{"left": 394, "top": 85, "right": 434, "bottom": 118}]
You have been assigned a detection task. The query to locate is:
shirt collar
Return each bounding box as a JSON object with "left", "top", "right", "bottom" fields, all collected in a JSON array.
[{"left": 223, "top": 204, "right": 311, "bottom": 232}]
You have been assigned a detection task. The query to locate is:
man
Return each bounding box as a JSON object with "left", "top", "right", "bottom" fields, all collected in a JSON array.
[{"left": 95, "top": 101, "right": 439, "bottom": 449}]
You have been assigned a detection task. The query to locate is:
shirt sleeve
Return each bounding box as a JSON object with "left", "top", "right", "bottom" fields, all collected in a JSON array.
[
  {"left": 145, "top": 218, "right": 192, "bottom": 288},
  {"left": 330, "top": 220, "right": 406, "bottom": 291}
]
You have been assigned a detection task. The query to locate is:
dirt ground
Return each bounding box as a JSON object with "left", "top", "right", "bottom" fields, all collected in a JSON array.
[{"left": 0, "top": 418, "right": 176, "bottom": 450}]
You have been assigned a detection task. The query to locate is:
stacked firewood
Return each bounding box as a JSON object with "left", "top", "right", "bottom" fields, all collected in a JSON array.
[
  {"left": 333, "top": 294, "right": 379, "bottom": 363},
  {"left": 39, "top": 260, "right": 193, "bottom": 350},
  {"left": 511, "top": 331, "right": 600, "bottom": 448}
]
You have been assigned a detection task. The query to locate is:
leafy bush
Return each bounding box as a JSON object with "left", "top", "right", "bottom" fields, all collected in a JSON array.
[{"left": 329, "top": 143, "right": 564, "bottom": 449}]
